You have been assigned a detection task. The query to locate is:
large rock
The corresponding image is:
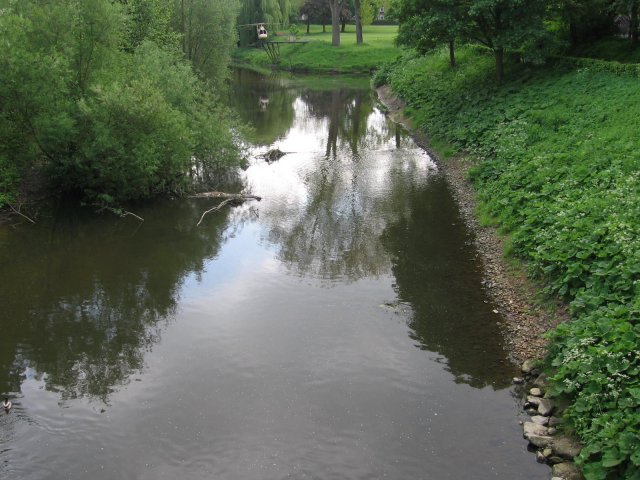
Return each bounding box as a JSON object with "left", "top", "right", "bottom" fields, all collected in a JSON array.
[
  {"left": 551, "top": 436, "right": 582, "bottom": 460},
  {"left": 523, "top": 422, "right": 553, "bottom": 448},
  {"left": 538, "top": 398, "right": 555, "bottom": 416},
  {"left": 531, "top": 415, "right": 549, "bottom": 426},
  {"left": 527, "top": 395, "right": 542, "bottom": 405},
  {"left": 533, "top": 373, "right": 549, "bottom": 388},
  {"left": 552, "top": 462, "right": 583, "bottom": 480}
]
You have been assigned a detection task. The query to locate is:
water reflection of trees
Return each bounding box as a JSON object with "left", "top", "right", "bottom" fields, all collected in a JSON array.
[
  {"left": 229, "top": 69, "right": 295, "bottom": 146},
  {"left": 380, "top": 178, "right": 513, "bottom": 389},
  {"left": 262, "top": 87, "right": 413, "bottom": 282},
  {"left": 0, "top": 199, "right": 240, "bottom": 401}
]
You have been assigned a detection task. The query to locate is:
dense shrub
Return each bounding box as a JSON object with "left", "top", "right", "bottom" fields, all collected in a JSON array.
[
  {"left": 0, "top": 0, "right": 242, "bottom": 208},
  {"left": 383, "top": 46, "right": 640, "bottom": 479}
]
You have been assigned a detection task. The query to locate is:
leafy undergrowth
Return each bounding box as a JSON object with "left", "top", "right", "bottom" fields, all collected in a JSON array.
[
  {"left": 382, "top": 46, "right": 640, "bottom": 479},
  {"left": 233, "top": 24, "right": 400, "bottom": 73},
  {"left": 570, "top": 37, "right": 640, "bottom": 64}
]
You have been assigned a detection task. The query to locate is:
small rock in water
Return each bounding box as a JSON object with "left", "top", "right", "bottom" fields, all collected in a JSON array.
[
  {"left": 529, "top": 387, "right": 543, "bottom": 397},
  {"left": 536, "top": 451, "right": 547, "bottom": 464},
  {"left": 512, "top": 377, "right": 524, "bottom": 385}
]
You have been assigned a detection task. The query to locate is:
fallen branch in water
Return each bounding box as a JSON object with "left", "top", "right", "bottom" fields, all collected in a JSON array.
[
  {"left": 120, "top": 210, "right": 144, "bottom": 222},
  {"left": 195, "top": 192, "right": 261, "bottom": 226},
  {"left": 96, "top": 204, "right": 145, "bottom": 222},
  {"left": 190, "top": 192, "right": 262, "bottom": 201},
  {"left": 8, "top": 203, "right": 35, "bottom": 224}
]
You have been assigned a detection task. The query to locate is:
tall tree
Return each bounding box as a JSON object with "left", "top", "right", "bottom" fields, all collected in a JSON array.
[
  {"left": 329, "top": 0, "right": 344, "bottom": 45},
  {"left": 467, "top": 0, "right": 548, "bottom": 81},
  {"left": 174, "top": 0, "right": 239, "bottom": 86},
  {"left": 354, "top": 0, "right": 364, "bottom": 44},
  {"left": 397, "top": 0, "right": 469, "bottom": 68},
  {"left": 300, "top": 0, "right": 331, "bottom": 33}
]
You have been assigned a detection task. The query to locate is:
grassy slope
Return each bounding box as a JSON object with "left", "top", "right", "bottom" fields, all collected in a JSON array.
[
  {"left": 379, "top": 47, "right": 640, "bottom": 480},
  {"left": 232, "top": 24, "right": 400, "bottom": 73}
]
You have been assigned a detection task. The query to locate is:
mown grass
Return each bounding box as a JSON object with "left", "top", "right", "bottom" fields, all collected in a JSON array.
[
  {"left": 232, "top": 24, "right": 400, "bottom": 73},
  {"left": 378, "top": 46, "right": 640, "bottom": 480}
]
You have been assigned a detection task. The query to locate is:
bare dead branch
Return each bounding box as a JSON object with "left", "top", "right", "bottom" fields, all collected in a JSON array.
[
  {"left": 121, "top": 210, "right": 144, "bottom": 222},
  {"left": 190, "top": 191, "right": 262, "bottom": 201},
  {"left": 8, "top": 204, "right": 35, "bottom": 224},
  {"left": 197, "top": 198, "right": 235, "bottom": 226}
]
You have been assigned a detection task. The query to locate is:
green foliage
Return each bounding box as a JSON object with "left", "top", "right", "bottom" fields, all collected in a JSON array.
[
  {"left": 383, "top": 46, "right": 640, "bottom": 479},
  {"left": 0, "top": 0, "right": 242, "bottom": 208},
  {"left": 570, "top": 37, "right": 640, "bottom": 63},
  {"left": 173, "top": 0, "right": 240, "bottom": 87}
]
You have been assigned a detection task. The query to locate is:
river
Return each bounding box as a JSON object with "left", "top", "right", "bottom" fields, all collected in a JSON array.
[{"left": 0, "top": 69, "right": 547, "bottom": 479}]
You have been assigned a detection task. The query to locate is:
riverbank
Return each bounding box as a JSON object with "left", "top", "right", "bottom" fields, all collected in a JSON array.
[
  {"left": 376, "top": 85, "right": 560, "bottom": 365},
  {"left": 376, "top": 46, "right": 640, "bottom": 480}
]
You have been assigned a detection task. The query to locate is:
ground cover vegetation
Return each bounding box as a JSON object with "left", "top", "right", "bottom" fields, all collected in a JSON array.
[
  {"left": 378, "top": 1, "right": 640, "bottom": 478},
  {"left": 0, "top": 0, "right": 242, "bottom": 210}
]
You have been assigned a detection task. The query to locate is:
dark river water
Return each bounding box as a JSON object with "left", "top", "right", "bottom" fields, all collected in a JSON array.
[{"left": 0, "top": 69, "right": 547, "bottom": 479}]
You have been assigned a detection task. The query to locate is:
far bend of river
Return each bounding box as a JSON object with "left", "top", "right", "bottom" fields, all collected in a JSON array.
[{"left": 0, "top": 69, "right": 547, "bottom": 480}]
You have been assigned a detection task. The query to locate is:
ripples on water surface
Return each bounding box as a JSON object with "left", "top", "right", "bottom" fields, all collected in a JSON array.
[{"left": 0, "top": 69, "right": 547, "bottom": 479}]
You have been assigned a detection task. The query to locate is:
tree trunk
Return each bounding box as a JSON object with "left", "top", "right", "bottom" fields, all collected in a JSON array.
[
  {"left": 631, "top": 0, "right": 639, "bottom": 45},
  {"left": 449, "top": 39, "right": 456, "bottom": 68},
  {"left": 354, "top": 0, "right": 363, "bottom": 44},
  {"left": 329, "top": 0, "right": 341, "bottom": 46},
  {"left": 306, "top": 17, "right": 310, "bottom": 34},
  {"left": 495, "top": 48, "right": 504, "bottom": 83}
]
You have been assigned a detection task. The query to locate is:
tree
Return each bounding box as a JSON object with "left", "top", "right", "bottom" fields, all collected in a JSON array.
[
  {"left": 354, "top": 0, "right": 364, "bottom": 44},
  {"left": 550, "top": 0, "right": 617, "bottom": 46},
  {"left": 173, "top": 0, "right": 239, "bottom": 86},
  {"left": 300, "top": 0, "right": 331, "bottom": 33},
  {"left": 467, "top": 0, "right": 548, "bottom": 81},
  {"left": 397, "top": 0, "right": 469, "bottom": 68},
  {"left": 329, "top": 0, "right": 344, "bottom": 45},
  {"left": 238, "top": 0, "right": 296, "bottom": 44},
  {"left": 397, "top": 0, "right": 550, "bottom": 81},
  {"left": 615, "top": 0, "right": 640, "bottom": 44},
  {"left": 0, "top": 0, "right": 243, "bottom": 207}
]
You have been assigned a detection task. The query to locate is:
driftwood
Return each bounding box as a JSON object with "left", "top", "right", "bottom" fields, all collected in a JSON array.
[
  {"left": 258, "top": 148, "right": 288, "bottom": 163},
  {"left": 190, "top": 192, "right": 262, "bottom": 201},
  {"left": 194, "top": 191, "right": 262, "bottom": 226}
]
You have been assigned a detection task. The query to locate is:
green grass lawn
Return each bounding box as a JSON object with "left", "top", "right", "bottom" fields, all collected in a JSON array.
[{"left": 232, "top": 24, "right": 400, "bottom": 74}]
